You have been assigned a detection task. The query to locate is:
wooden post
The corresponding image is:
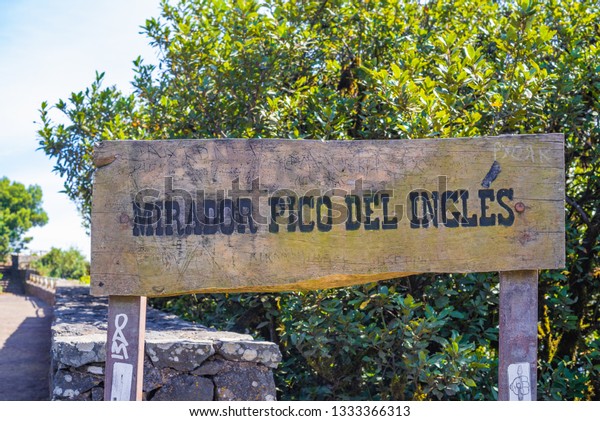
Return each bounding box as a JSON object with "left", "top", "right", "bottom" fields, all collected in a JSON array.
[
  {"left": 498, "top": 270, "right": 538, "bottom": 401},
  {"left": 104, "top": 296, "right": 147, "bottom": 401}
]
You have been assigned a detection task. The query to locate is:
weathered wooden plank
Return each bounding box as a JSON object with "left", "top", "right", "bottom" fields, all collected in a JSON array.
[
  {"left": 498, "top": 270, "right": 538, "bottom": 401},
  {"left": 104, "top": 296, "right": 146, "bottom": 401},
  {"left": 91, "top": 135, "right": 565, "bottom": 296}
]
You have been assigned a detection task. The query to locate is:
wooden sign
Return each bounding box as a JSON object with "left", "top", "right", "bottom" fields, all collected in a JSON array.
[{"left": 90, "top": 134, "right": 564, "bottom": 297}]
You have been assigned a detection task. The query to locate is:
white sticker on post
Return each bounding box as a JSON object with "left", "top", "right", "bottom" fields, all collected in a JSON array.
[
  {"left": 508, "top": 362, "right": 531, "bottom": 401},
  {"left": 111, "top": 362, "right": 133, "bottom": 401}
]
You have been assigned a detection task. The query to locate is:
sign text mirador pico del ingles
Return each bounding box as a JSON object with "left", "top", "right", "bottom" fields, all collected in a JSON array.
[{"left": 90, "top": 134, "right": 564, "bottom": 298}]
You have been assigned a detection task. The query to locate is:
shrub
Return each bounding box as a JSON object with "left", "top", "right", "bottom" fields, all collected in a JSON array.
[{"left": 32, "top": 247, "right": 90, "bottom": 280}]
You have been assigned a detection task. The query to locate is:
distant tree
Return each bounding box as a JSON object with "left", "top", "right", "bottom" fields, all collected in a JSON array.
[
  {"left": 0, "top": 177, "right": 48, "bottom": 259},
  {"left": 32, "top": 247, "right": 89, "bottom": 280}
]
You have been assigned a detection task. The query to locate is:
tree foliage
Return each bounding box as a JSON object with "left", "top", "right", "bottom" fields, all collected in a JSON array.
[
  {"left": 39, "top": 0, "right": 600, "bottom": 400},
  {"left": 0, "top": 177, "right": 48, "bottom": 259},
  {"left": 32, "top": 247, "right": 90, "bottom": 281}
]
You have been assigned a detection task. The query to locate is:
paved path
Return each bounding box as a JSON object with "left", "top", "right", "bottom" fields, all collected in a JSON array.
[{"left": 0, "top": 274, "right": 53, "bottom": 400}]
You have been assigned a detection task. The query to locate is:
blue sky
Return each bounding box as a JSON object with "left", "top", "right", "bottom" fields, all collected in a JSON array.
[{"left": 0, "top": 0, "right": 162, "bottom": 258}]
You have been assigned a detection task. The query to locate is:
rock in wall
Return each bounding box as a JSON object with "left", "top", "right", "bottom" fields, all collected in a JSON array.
[{"left": 50, "top": 286, "right": 281, "bottom": 401}]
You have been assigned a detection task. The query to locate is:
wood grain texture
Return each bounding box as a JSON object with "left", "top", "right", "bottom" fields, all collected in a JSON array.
[{"left": 91, "top": 135, "right": 565, "bottom": 297}]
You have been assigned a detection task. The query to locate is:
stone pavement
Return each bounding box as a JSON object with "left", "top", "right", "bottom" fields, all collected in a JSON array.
[{"left": 0, "top": 274, "right": 53, "bottom": 400}]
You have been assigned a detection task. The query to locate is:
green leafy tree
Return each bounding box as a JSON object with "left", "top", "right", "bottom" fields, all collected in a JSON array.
[
  {"left": 39, "top": 0, "right": 600, "bottom": 399},
  {"left": 32, "top": 247, "right": 90, "bottom": 280},
  {"left": 0, "top": 177, "right": 48, "bottom": 259}
]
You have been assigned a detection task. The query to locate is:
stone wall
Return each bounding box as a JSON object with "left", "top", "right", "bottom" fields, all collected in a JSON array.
[
  {"left": 51, "top": 286, "right": 281, "bottom": 400},
  {"left": 25, "top": 274, "right": 81, "bottom": 306},
  {"left": 24, "top": 279, "right": 55, "bottom": 305}
]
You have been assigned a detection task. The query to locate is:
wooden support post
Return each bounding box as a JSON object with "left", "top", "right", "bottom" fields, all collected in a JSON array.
[
  {"left": 104, "top": 296, "right": 147, "bottom": 401},
  {"left": 498, "top": 270, "right": 538, "bottom": 401}
]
